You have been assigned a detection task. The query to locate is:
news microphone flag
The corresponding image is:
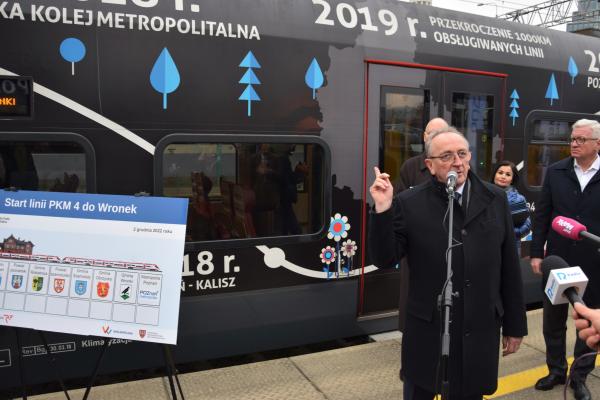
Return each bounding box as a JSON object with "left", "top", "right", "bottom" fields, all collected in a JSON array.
[
  {"left": 552, "top": 216, "right": 600, "bottom": 245},
  {"left": 552, "top": 216, "right": 586, "bottom": 240},
  {"left": 544, "top": 266, "right": 588, "bottom": 305}
]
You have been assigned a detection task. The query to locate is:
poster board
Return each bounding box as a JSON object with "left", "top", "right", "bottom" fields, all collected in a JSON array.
[{"left": 0, "top": 190, "right": 187, "bottom": 344}]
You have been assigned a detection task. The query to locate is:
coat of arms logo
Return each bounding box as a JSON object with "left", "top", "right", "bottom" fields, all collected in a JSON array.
[
  {"left": 97, "top": 282, "right": 110, "bottom": 298},
  {"left": 53, "top": 278, "right": 65, "bottom": 293},
  {"left": 32, "top": 276, "right": 43, "bottom": 291},
  {"left": 75, "top": 280, "right": 87, "bottom": 295},
  {"left": 11, "top": 275, "right": 23, "bottom": 289}
]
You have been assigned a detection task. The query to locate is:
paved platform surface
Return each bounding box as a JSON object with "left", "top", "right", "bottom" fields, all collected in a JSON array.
[{"left": 28, "top": 309, "right": 600, "bottom": 400}]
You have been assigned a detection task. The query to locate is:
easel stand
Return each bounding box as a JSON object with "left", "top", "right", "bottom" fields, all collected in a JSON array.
[
  {"left": 12, "top": 327, "right": 71, "bottom": 400},
  {"left": 82, "top": 340, "right": 185, "bottom": 400}
]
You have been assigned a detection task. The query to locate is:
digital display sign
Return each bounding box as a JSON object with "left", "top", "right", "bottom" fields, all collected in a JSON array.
[{"left": 0, "top": 76, "right": 33, "bottom": 119}]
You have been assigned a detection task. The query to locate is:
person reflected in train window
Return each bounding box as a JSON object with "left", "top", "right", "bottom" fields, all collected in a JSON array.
[
  {"left": 531, "top": 119, "right": 600, "bottom": 400},
  {"left": 275, "top": 144, "right": 307, "bottom": 235},
  {"left": 491, "top": 161, "right": 531, "bottom": 256},
  {"left": 369, "top": 127, "right": 527, "bottom": 400},
  {"left": 188, "top": 172, "right": 216, "bottom": 241},
  {"left": 394, "top": 118, "right": 448, "bottom": 339},
  {"left": 0, "top": 144, "right": 39, "bottom": 190},
  {"left": 251, "top": 144, "right": 280, "bottom": 235},
  {"left": 50, "top": 172, "right": 80, "bottom": 192}
]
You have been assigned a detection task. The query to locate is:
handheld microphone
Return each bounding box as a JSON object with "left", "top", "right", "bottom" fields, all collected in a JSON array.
[
  {"left": 542, "top": 255, "right": 587, "bottom": 306},
  {"left": 446, "top": 171, "right": 457, "bottom": 193},
  {"left": 552, "top": 216, "right": 600, "bottom": 245}
]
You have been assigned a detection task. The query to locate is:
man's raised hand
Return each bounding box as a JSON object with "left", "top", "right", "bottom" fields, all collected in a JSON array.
[{"left": 369, "top": 166, "right": 393, "bottom": 213}]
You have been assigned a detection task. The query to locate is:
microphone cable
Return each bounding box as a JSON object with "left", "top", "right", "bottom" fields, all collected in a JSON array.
[{"left": 562, "top": 350, "right": 599, "bottom": 400}]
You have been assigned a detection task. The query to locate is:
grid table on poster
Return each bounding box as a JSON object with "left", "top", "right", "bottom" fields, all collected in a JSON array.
[{"left": 0, "top": 259, "right": 162, "bottom": 326}]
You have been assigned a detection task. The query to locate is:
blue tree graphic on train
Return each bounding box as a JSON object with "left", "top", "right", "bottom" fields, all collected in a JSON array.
[
  {"left": 238, "top": 51, "right": 261, "bottom": 117},
  {"left": 545, "top": 73, "right": 559, "bottom": 106},
  {"left": 59, "top": 38, "right": 86, "bottom": 76},
  {"left": 509, "top": 89, "right": 519, "bottom": 127},
  {"left": 320, "top": 213, "right": 356, "bottom": 279},
  {"left": 150, "top": 48, "right": 180, "bottom": 110},
  {"left": 568, "top": 57, "right": 578, "bottom": 85},
  {"left": 305, "top": 58, "right": 324, "bottom": 100}
]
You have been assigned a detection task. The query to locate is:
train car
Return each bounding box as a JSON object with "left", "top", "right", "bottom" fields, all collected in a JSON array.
[{"left": 1, "top": 0, "right": 600, "bottom": 391}]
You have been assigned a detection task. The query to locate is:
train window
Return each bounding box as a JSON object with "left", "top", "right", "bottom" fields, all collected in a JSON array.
[
  {"left": 0, "top": 141, "right": 88, "bottom": 192},
  {"left": 161, "top": 141, "right": 326, "bottom": 242},
  {"left": 526, "top": 120, "right": 571, "bottom": 187},
  {"left": 451, "top": 93, "right": 495, "bottom": 180},
  {"left": 380, "top": 86, "right": 430, "bottom": 184}
]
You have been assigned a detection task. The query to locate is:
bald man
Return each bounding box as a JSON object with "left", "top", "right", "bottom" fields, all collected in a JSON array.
[{"left": 395, "top": 118, "right": 449, "bottom": 193}]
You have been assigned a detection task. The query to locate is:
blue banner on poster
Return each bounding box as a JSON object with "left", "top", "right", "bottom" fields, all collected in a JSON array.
[{"left": 0, "top": 190, "right": 187, "bottom": 224}]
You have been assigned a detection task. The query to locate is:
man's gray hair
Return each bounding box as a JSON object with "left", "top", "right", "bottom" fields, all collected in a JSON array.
[
  {"left": 572, "top": 119, "right": 600, "bottom": 139},
  {"left": 425, "top": 127, "right": 469, "bottom": 157}
]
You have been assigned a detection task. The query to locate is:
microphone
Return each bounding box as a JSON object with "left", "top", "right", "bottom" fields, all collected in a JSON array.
[
  {"left": 552, "top": 216, "right": 600, "bottom": 245},
  {"left": 446, "top": 171, "right": 457, "bottom": 193},
  {"left": 543, "top": 255, "right": 587, "bottom": 306}
]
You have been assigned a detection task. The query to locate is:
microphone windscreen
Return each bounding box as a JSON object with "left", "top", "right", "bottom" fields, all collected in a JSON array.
[
  {"left": 541, "top": 254, "right": 570, "bottom": 275},
  {"left": 551, "top": 216, "right": 587, "bottom": 241}
]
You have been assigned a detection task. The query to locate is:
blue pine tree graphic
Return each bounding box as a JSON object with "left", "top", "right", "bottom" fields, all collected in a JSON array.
[
  {"left": 509, "top": 89, "right": 519, "bottom": 126},
  {"left": 545, "top": 73, "right": 559, "bottom": 106},
  {"left": 305, "top": 58, "right": 324, "bottom": 99},
  {"left": 568, "top": 57, "right": 578, "bottom": 85},
  {"left": 238, "top": 51, "right": 261, "bottom": 116},
  {"left": 150, "top": 48, "right": 181, "bottom": 110}
]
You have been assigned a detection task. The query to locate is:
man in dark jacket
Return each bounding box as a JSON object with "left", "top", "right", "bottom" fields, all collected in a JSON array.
[
  {"left": 395, "top": 118, "right": 449, "bottom": 334},
  {"left": 369, "top": 128, "right": 527, "bottom": 399},
  {"left": 531, "top": 119, "right": 600, "bottom": 400}
]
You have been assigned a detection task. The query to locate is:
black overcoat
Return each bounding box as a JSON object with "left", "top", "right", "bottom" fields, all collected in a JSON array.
[
  {"left": 531, "top": 157, "right": 600, "bottom": 307},
  {"left": 369, "top": 173, "right": 527, "bottom": 396}
]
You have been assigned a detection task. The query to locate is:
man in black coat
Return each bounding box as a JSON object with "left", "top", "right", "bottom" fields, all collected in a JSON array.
[
  {"left": 531, "top": 119, "right": 600, "bottom": 400},
  {"left": 369, "top": 128, "right": 527, "bottom": 399},
  {"left": 395, "top": 118, "right": 449, "bottom": 334}
]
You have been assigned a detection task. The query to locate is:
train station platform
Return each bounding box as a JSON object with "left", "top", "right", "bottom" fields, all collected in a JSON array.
[{"left": 29, "top": 309, "right": 600, "bottom": 400}]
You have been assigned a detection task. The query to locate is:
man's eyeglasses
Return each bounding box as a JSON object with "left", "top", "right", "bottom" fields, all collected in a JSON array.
[
  {"left": 428, "top": 150, "right": 469, "bottom": 163},
  {"left": 568, "top": 136, "right": 597, "bottom": 145}
]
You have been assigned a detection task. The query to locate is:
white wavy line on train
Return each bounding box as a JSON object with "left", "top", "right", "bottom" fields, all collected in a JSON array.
[
  {"left": 0, "top": 66, "right": 155, "bottom": 155},
  {"left": 256, "top": 245, "right": 378, "bottom": 279}
]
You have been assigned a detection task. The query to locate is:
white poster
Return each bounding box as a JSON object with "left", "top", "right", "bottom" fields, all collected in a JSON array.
[{"left": 0, "top": 190, "right": 188, "bottom": 344}]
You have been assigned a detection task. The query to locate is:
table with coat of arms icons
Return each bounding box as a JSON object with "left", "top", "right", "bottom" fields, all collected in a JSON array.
[{"left": 0, "top": 259, "right": 163, "bottom": 325}]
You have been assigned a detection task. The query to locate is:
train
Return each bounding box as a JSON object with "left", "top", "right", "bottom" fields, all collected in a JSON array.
[{"left": 2, "top": 0, "right": 600, "bottom": 392}]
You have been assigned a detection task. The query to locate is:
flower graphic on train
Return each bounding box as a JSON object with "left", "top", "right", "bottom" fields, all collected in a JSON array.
[
  {"left": 327, "top": 213, "right": 350, "bottom": 242},
  {"left": 320, "top": 213, "right": 355, "bottom": 279},
  {"left": 341, "top": 240, "right": 357, "bottom": 258},
  {"left": 320, "top": 245, "right": 336, "bottom": 279},
  {"left": 320, "top": 246, "right": 336, "bottom": 264}
]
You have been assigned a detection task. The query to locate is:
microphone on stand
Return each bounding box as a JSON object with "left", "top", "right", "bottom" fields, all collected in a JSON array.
[
  {"left": 542, "top": 255, "right": 588, "bottom": 306},
  {"left": 446, "top": 171, "right": 458, "bottom": 194},
  {"left": 552, "top": 216, "right": 600, "bottom": 246}
]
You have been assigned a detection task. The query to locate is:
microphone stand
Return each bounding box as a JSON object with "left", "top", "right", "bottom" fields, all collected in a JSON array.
[{"left": 439, "top": 186, "right": 457, "bottom": 400}]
